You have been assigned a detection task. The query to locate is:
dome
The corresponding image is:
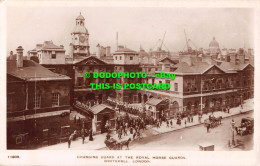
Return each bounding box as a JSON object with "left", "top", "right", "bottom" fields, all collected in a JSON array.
[
  {"left": 76, "top": 12, "right": 85, "bottom": 20},
  {"left": 72, "top": 25, "right": 89, "bottom": 34},
  {"left": 209, "top": 37, "right": 219, "bottom": 48}
]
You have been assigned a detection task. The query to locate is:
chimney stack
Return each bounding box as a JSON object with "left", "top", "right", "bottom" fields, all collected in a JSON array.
[
  {"left": 16, "top": 46, "right": 24, "bottom": 68},
  {"left": 106, "top": 46, "right": 111, "bottom": 57},
  {"left": 9, "top": 51, "right": 14, "bottom": 60}
]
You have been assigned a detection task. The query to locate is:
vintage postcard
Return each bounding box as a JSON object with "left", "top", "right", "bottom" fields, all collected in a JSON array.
[{"left": 0, "top": 0, "right": 259, "bottom": 165}]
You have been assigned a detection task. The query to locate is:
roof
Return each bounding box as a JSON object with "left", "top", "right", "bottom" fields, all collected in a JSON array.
[
  {"left": 115, "top": 47, "right": 137, "bottom": 53},
  {"left": 76, "top": 13, "right": 85, "bottom": 20},
  {"left": 209, "top": 37, "right": 219, "bottom": 48},
  {"left": 146, "top": 98, "right": 164, "bottom": 106},
  {"left": 90, "top": 104, "right": 114, "bottom": 114},
  {"left": 74, "top": 55, "right": 108, "bottom": 65},
  {"left": 72, "top": 25, "right": 88, "bottom": 34},
  {"left": 172, "top": 62, "right": 211, "bottom": 74},
  {"left": 42, "top": 41, "right": 64, "bottom": 50},
  {"left": 7, "top": 60, "right": 70, "bottom": 81},
  {"left": 158, "top": 57, "right": 177, "bottom": 64}
]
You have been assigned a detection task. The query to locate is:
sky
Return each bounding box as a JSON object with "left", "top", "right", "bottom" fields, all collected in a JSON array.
[{"left": 6, "top": 7, "right": 255, "bottom": 56}]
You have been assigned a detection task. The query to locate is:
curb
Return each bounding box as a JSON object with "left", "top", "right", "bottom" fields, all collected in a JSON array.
[{"left": 97, "top": 110, "right": 253, "bottom": 150}]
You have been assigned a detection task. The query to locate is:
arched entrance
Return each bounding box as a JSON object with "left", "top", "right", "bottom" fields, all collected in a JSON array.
[
  {"left": 101, "top": 114, "right": 110, "bottom": 134},
  {"left": 159, "top": 106, "right": 165, "bottom": 121},
  {"left": 138, "top": 93, "right": 142, "bottom": 103},
  {"left": 187, "top": 102, "right": 192, "bottom": 114},
  {"left": 194, "top": 101, "right": 199, "bottom": 114},
  {"left": 143, "top": 94, "right": 148, "bottom": 103},
  {"left": 171, "top": 101, "right": 179, "bottom": 115},
  {"left": 98, "top": 94, "right": 103, "bottom": 104}
]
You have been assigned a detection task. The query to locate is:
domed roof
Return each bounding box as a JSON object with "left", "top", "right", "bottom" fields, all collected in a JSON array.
[
  {"left": 72, "top": 25, "right": 88, "bottom": 34},
  {"left": 76, "top": 12, "right": 85, "bottom": 20},
  {"left": 209, "top": 37, "right": 219, "bottom": 48}
]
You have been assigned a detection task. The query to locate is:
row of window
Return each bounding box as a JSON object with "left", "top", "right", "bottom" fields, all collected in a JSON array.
[
  {"left": 114, "top": 56, "right": 134, "bottom": 61},
  {"left": 33, "top": 93, "right": 59, "bottom": 108}
]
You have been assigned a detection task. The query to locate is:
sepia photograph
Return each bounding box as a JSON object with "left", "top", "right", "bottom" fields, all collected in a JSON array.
[{"left": 1, "top": 1, "right": 260, "bottom": 165}]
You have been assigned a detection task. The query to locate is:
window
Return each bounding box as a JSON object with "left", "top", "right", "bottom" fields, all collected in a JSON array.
[
  {"left": 120, "top": 56, "right": 122, "bottom": 60},
  {"left": 148, "top": 68, "right": 151, "bottom": 72},
  {"left": 51, "top": 54, "right": 56, "bottom": 59},
  {"left": 130, "top": 56, "right": 133, "bottom": 60},
  {"left": 34, "top": 94, "right": 41, "bottom": 108},
  {"left": 78, "top": 67, "right": 83, "bottom": 73},
  {"left": 166, "top": 80, "right": 170, "bottom": 90},
  {"left": 77, "top": 77, "right": 84, "bottom": 86},
  {"left": 115, "top": 56, "right": 117, "bottom": 60},
  {"left": 159, "top": 81, "right": 162, "bottom": 84},
  {"left": 52, "top": 93, "right": 59, "bottom": 106},
  {"left": 152, "top": 78, "right": 155, "bottom": 84},
  {"left": 174, "top": 83, "right": 178, "bottom": 91}
]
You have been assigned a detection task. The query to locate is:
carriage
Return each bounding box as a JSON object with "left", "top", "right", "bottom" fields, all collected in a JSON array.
[
  {"left": 235, "top": 117, "right": 254, "bottom": 136},
  {"left": 204, "top": 115, "right": 222, "bottom": 128},
  {"left": 104, "top": 138, "right": 122, "bottom": 150}
]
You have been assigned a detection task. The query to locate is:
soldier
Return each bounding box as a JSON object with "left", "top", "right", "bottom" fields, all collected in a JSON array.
[
  {"left": 68, "top": 133, "right": 74, "bottom": 148},
  {"left": 207, "top": 123, "right": 210, "bottom": 133}
]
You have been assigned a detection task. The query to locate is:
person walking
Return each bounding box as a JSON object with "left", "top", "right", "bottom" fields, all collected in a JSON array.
[
  {"left": 89, "top": 129, "right": 93, "bottom": 141},
  {"left": 207, "top": 123, "right": 210, "bottom": 133},
  {"left": 68, "top": 133, "right": 74, "bottom": 148},
  {"left": 81, "top": 128, "right": 86, "bottom": 144},
  {"left": 170, "top": 120, "right": 173, "bottom": 127},
  {"left": 191, "top": 116, "right": 193, "bottom": 123},
  {"left": 184, "top": 119, "right": 187, "bottom": 127},
  {"left": 166, "top": 120, "right": 169, "bottom": 128}
]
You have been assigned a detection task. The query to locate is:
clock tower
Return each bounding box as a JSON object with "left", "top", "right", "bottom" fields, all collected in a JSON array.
[{"left": 70, "top": 12, "right": 90, "bottom": 58}]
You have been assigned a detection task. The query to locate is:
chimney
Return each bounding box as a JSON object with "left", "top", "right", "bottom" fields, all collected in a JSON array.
[
  {"left": 16, "top": 46, "right": 24, "bottom": 68},
  {"left": 96, "top": 44, "right": 101, "bottom": 58},
  {"left": 230, "top": 53, "right": 237, "bottom": 64},
  {"left": 238, "top": 48, "right": 245, "bottom": 64},
  {"left": 180, "top": 54, "right": 192, "bottom": 66},
  {"left": 106, "top": 46, "right": 111, "bottom": 57},
  {"left": 9, "top": 51, "right": 14, "bottom": 60}
]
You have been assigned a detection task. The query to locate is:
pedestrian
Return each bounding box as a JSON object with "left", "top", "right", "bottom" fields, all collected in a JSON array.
[
  {"left": 191, "top": 116, "right": 193, "bottom": 123},
  {"left": 166, "top": 120, "right": 169, "bottom": 128},
  {"left": 89, "top": 129, "right": 93, "bottom": 141},
  {"left": 185, "top": 119, "right": 186, "bottom": 127},
  {"left": 170, "top": 120, "right": 173, "bottom": 127},
  {"left": 130, "top": 126, "right": 133, "bottom": 134},
  {"left": 81, "top": 128, "right": 85, "bottom": 144},
  {"left": 68, "top": 133, "right": 74, "bottom": 148},
  {"left": 188, "top": 116, "right": 190, "bottom": 123},
  {"left": 133, "top": 131, "right": 136, "bottom": 140},
  {"left": 207, "top": 123, "right": 210, "bottom": 133}
]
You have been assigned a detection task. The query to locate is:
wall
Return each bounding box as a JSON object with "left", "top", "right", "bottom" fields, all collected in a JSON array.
[{"left": 41, "top": 51, "right": 66, "bottom": 64}]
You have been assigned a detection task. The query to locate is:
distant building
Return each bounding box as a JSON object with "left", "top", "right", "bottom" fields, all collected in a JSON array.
[
  {"left": 209, "top": 37, "right": 221, "bottom": 58},
  {"left": 28, "top": 41, "right": 66, "bottom": 64},
  {"left": 7, "top": 46, "right": 71, "bottom": 149},
  {"left": 69, "top": 12, "right": 90, "bottom": 59}
]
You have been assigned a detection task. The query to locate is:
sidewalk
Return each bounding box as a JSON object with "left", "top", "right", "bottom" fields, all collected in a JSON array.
[{"left": 38, "top": 99, "right": 253, "bottom": 150}]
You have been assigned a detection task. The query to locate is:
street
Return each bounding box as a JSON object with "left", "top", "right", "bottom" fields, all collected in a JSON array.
[{"left": 128, "top": 111, "right": 253, "bottom": 151}]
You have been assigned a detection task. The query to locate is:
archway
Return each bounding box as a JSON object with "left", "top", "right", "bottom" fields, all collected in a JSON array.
[
  {"left": 194, "top": 101, "right": 199, "bottom": 114},
  {"left": 101, "top": 114, "right": 110, "bottom": 133},
  {"left": 98, "top": 94, "right": 103, "bottom": 104},
  {"left": 138, "top": 93, "right": 142, "bottom": 103},
  {"left": 143, "top": 94, "right": 148, "bottom": 103},
  {"left": 187, "top": 102, "right": 192, "bottom": 114},
  {"left": 171, "top": 101, "right": 179, "bottom": 114}
]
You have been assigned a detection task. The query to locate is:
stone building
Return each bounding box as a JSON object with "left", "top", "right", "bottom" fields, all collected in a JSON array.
[{"left": 7, "top": 46, "right": 71, "bottom": 149}]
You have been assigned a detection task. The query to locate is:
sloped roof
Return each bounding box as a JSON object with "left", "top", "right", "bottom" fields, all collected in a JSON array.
[
  {"left": 146, "top": 98, "right": 163, "bottom": 106},
  {"left": 158, "top": 57, "right": 177, "bottom": 64},
  {"left": 115, "top": 47, "right": 137, "bottom": 53},
  {"left": 42, "top": 41, "right": 64, "bottom": 50},
  {"left": 74, "top": 56, "right": 108, "bottom": 65},
  {"left": 7, "top": 60, "right": 70, "bottom": 81},
  {"left": 90, "top": 104, "right": 114, "bottom": 114}
]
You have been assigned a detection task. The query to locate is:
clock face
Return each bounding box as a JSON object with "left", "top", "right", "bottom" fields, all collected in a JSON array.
[{"left": 79, "top": 35, "right": 86, "bottom": 43}]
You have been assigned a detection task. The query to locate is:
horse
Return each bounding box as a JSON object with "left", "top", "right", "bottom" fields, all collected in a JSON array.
[{"left": 120, "top": 138, "right": 131, "bottom": 150}]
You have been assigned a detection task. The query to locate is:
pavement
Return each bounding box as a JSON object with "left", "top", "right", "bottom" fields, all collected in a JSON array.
[{"left": 38, "top": 99, "right": 253, "bottom": 150}]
